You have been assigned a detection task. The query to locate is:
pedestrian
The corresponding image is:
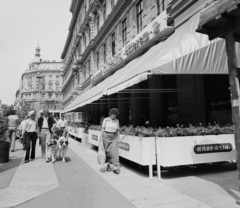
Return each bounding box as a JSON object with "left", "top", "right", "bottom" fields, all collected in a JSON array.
[
  {"left": 37, "top": 113, "right": 43, "bottom": 146},
  {"left": 38, "top": 110, "right": 56, "bottom": 162},
  {"left": 22, "top": 111, "right": 38, "bottom": 163},
  {"left": 57, "top": 114, "right": 68, "bottom": 136},
  {"left": 100, "top": 108, "right": 120, "bottom": 174},
  {"left": 19, "top": 115, "right": 29, "bottom": 150},
  {"left": 7, "top": 109, "right": 19, "bottom": 152}
]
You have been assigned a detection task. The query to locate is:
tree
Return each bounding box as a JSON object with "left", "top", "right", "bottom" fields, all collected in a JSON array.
[
  {"left": 0, "top": 103, "right": 14, "bottom": 142},
  {"left": 16, "top": 99, "right": 35, "bottom": 123}
]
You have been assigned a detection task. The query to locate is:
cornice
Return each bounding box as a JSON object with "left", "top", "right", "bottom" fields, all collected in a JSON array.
[
  {"left": 62, "top": 74, "right": 74, "bottom": 91},
  {"left": 63, "top": 95, "right": 73, "bottom": 105},
  {"left": 62, "top": 0, "right": 84, "bottom": 59}
]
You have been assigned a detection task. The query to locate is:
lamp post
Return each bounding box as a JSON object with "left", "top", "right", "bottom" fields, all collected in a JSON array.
[{"left": 36, "top": 74, "right": 43, "bottom": 117}]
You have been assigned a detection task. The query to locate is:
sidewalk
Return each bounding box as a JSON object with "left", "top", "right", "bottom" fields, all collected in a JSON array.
[{"left": 0, "top": 139, "right": 239, "bottom": 208}]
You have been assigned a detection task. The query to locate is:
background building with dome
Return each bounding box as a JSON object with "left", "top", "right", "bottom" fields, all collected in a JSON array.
[{"left": 14, "top": 44, "right": 64, "bottom": 118}]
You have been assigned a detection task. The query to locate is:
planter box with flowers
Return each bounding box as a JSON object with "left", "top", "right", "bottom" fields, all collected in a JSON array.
[
  {"left": 67, "top": 122, "right": 84, "bottom": 140},
  {"left": 154, "top": 124, "right": 235, "bottom": 179}
]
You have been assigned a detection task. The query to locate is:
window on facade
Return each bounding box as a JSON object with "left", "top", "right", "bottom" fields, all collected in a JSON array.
[
  {"left": 96, "top": 15, "right": 100, "bottom": 32},
  {"left": 88, "top": 27, "right": 91, "bottom": 42},
  {"left": 83, "top": 34, "right": 87, "bottom": 48},
  {"left": 42, "top": 84, "right": 45, "bottom": 90},
  {"left": 111, "top": 0, "right": 115, "bottom": 8},
  {"left": 137, "top": 0, "right": 143, "bottom": 33},
  {"left": 112, "top": 33, "right": 115, "bottom": 56},
  {"left": 49, "top": 93, "right": 52, "bottom": 99},
  {"left": 56, "top": 75, "right": 59, "bottom": 78},
  {"left": 56, "top": 94, "right": 58, "bottom": 98},
  {"left": 157, "top": 0, "right": 171, "bottom": 14},
  {"left": 42, "top": 94, "right": 45, "bottom": 99},
  {"left": 96, "top": 52, "right": 99, "bottom": 70},
  {"left": 103, "top": 43, "right": 107, "bottom": 63},
  {"left": 49, "top": 85, "right": 52, "bottom": 90},
  {"left": 122, "top": 18, "right": 127, "bottom": 46},
  {"left": 36, "top": 84, "right": 39, "bottom": 90},
  {"left": 56, "top": 83, "right": 59, "bottom": 90},
  {"left": 103, "top": 2, "right": 106, "bottom": 21},
  {"left": 88, "top": 60, "right": 91, "bottom": 77}
]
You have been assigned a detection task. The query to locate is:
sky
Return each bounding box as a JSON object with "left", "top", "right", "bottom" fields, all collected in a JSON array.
[{"left": 0, "top": 0, "right": 72, "bottom": 105}]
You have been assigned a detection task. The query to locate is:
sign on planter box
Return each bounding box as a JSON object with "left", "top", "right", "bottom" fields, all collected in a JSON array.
[
  {"left": 156, "top": 134, "right": 236, "bottom": 167},
  {"left": 88, "top": 130, "right": 101, "bottom": 147},
  {"left": 118, "top": 135, "right": 156, "bottom": 166}
]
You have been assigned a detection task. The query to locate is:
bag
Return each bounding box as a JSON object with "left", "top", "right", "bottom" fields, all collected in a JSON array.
[{"left": 97, "top": 139, "right": 106, "bottom": 165}]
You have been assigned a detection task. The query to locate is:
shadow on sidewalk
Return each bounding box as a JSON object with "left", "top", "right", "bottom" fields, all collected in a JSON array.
[
  {"left": 158, "top": 162, "right": 239, "bottom": 200},
  {"left": 0, "top": 156, "right": 23, "bottom": 174}
]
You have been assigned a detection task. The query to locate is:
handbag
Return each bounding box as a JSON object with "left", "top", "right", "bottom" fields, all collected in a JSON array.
[{"left": 97, "top": 139, "right": 106, "bottom": 165}]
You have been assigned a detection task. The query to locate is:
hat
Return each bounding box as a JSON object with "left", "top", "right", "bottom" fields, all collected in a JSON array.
[{"left": 28, "top": 111, "right": 36, "bottom": 117}]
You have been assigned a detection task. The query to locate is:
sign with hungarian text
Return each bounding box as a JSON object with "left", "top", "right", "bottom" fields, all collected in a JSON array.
[
  {"left": 118, "top": 142, "right": 130, "bottom": 151},
  {"left": 92, "top": 134, "right": 98, "bottom": 141},
  {"left": 194, "top": 143, "right": 232, "bottom": 154}
]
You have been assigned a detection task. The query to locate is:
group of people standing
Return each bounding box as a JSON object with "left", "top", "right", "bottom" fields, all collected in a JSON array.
[{"left": 8, "top": 110, "right": 67, "bottom": 163}]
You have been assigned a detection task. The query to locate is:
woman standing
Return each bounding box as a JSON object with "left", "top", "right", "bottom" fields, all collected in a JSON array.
[
  {"left": 100, "top": 108, "right": 120, "bottom": 174},
  {"left": 22, "top": 111, "right": 38, "bottom": 163}
]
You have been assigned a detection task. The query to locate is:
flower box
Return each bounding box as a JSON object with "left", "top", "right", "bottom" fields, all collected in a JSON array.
[{"left": 156, "top": 134, "right": 236, "bottom": 179}]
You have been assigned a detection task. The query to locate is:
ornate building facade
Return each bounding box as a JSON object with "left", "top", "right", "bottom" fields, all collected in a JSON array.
[
  {"left": 15, "top": 44, "right": 64, "bottom": 117},
  {"left": 62, "top": 0, "right": 236, "bottom": 127}
]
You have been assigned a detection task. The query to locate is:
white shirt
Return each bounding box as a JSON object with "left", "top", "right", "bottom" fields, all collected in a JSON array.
[
  {"left": 42, "top": 117, "right": 49, "bottom": 128},
  {"left": 24, "top": 119, "right": 37, "bottom": 133},
  {"left": 20, "top": 120, "right": 27, "bottom": 132},
  {"left": 102, "top": 117, "right": 119, "bottom": 133},
  {"left": 57, "top": 119, "right": 67, "bottom": 128}
]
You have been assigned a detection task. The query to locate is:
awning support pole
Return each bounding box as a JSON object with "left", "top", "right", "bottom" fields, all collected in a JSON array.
[{"left": 225, "top": 22, "right": 240, "bottom": 205}]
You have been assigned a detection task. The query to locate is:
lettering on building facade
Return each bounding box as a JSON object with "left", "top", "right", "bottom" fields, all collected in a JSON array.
[{"left": 194, "top": 143, "right": 232, "bottom": 154}]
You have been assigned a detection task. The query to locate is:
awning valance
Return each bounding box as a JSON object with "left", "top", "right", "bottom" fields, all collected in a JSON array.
[{"left": 63, "top": 12, "right": 240, "bottom": 113}]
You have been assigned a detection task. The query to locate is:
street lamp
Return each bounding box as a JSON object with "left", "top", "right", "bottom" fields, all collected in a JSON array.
[{"left": 36, "top": 74, "right": 43, "bottom": 117}]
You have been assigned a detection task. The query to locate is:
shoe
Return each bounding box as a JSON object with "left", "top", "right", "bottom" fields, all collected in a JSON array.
[
  {"left": 11, "top": 150, "right": 14, "bottom": 152},
  {"left": 113, "top": 169, "right": 120, "bottom": 174},
  {"left": 107, "top": 164, "right": 112, "bottom": 172},
  {"left": 23, "top": 149, "right": 26, "bottom": 151},
  {"left": 46, "top": 158, "right": 50, "bottom": 163},
  {"left": 25, "top": 160, "right": 29, "bottom": 163},
  {"left": 30, "top": 158, "right": 35, "bottom": 161}
]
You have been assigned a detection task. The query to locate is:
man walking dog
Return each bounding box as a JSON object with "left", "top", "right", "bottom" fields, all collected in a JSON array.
[{"left": 38, "top": 110, "right": 56, "bottom": 162}]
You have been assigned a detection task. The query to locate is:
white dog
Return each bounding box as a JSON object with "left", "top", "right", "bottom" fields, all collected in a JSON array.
[
  {"left": 47, "top": 138, "right": 59, "bottom": 163},
  {"left": 58, "top": 135, "right": 69, "bottom": 163}
]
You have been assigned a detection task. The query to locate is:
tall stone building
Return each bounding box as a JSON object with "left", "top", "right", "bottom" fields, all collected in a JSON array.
[
  {"left": 15, "top": 44, "right": 64, "bottom": 117},
  {"left": 62, "top": 0, "right": 240, "bottom": 127}
]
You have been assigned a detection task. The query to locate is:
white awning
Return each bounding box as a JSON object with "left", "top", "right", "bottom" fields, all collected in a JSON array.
[{"left": 63, "top": 12, "right": 240, "bottom": 113}]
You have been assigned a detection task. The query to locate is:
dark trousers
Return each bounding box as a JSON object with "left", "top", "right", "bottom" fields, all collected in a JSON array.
[
  {"left": 21, "top": 132, "right": 26, "bottom": 149},
  {"left": 25, "top": 132, "right": 37, "bottom": 161}
]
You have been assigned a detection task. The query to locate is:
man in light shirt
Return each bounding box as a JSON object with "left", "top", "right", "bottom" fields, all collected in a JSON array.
[
  {"left": 38, "top": 110, "right": 56, "bottom": 162},
  {"left": 57, "top": 114, "right": 67, "bottom": 136},
  {"left": 22, "top": 111, "right": 37, "bottom": 163}
]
